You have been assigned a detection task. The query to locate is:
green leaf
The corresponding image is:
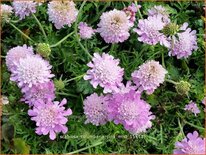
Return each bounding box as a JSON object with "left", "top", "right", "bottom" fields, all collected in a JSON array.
[
  {"left": 2, "top": 123, "right": 15, "bottom": 142},
  {"left": 13, "top": 138, "right": 30, "bottom": 154}
]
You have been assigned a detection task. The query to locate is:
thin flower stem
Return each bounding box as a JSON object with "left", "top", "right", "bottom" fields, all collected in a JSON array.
[
  {"left": 165, "top": 79, "right": 178, "bottom": 85},
  {"left": 135, "top": 1, "right": 143, "bottom": 19},
  {"left": 32, "top": 13, "right": 48, "bottom": 43},
  {"left": 9, "top": 22, "right": 35, "bottom": 43},
  {"left": 74, "top": 0, "right": 92, "bottom": 59},
  {"left": 50, "top": 32, "right": 74, "bottom": 48},
  {"left": 178, "top": 118, "right": 185, "bottom": 136},
  {"left": 184, "top": 121, "right": 205, "bottom": 131},
  {"left": 160, "top": 124, "right": 163, "bottom": 144},
  {"left": 66, "top": 74, "right": 85, "bottom": 82},
  {"left": 56, "top": 92, "right": 78, "bottom": 98},
  {"left": 162, "top": 51, "right": 166, "bottom": 68}
]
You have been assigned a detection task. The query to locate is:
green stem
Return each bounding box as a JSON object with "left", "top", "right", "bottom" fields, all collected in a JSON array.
[
  {"left": 32, "top": 13, "right": 48, "bottom": 43},
  {"left": 135, "top": 1, "right": 143, "bottom": 19},
  {"left": 110, "top": 44, "right": 115, "bottom": 53},
  {"left": 184, "top": 121, "right": 205, "bottom": 131},
  {"left": 67, "top": 142, "right": 103, "bottom": 154},
  {"left": 162, "top": 51, "right": 166, "bottom": 68},
  {"left": 160, "top": 125, "right": 163, "bottom": 144},
  {"left": 50, "top": 32, "right": 74, "bottom": 48},
  {"left": 66, "top": 74, "right": 85, "bottom": 82},
  {"left": 9, "top": 22, "right": 35, "bottom": 43},
  {"left": 178, "top": 118, "right": 185, "bottom": 136},
  {"left": 165, "top": 79, "right": 178, "bottom": 85},
  {"left": 74, "top": 0, "right": 92, "bottom": 59},
  {"left": 56, "top": 92, "right": 78, "bottom": 98}
]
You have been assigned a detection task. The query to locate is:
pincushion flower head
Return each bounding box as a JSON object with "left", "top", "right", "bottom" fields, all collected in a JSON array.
[
  {"left": 173, "top": 131, "right": 205, "bottom": 154},
  {"left": 6, "top": 45, "right": 34, "bottom": 72},
  {"left": 84, "top": 53, "right": 124, "bottom": 93},
  {"left": 22, "top": 81, "right": 55, "bottom": 107},
  {"left": 115, "top": 81, "right": 137, "bottom": 94},
  {"left": 184, "top": 101, "right": 200, "bottom": 116},
  {"left": 28, "top": 98, "right": 72, "bottom": 140},
  {"left": 132, "top": 60, "right": 167, "bottom": 94},
  {"left": 134, "top": 15, "right": 170, "bottom": 47},
  {"left": 10, "top": 55, "right": 54, "bottom": 91},
  {"left": 48, "top": 1, "right": 78, "bottom": 29},
  {"left": 78, "top": 22, "right": 96, "bottom": 39},
  {"left": 83, "top": 93, "right": 108, "bottom": 126},
  {"left": 97, "top": 9, "right": 131, "bottom": 43},
  {"left": 169, "top": 23, "right": 197, "bottom": 59},
  {"left": 107, "top": 90, "right": 155, "bottom": 134},
  {"left": 1, "top": 4, "right": 13, "bottom": 20},
  {"left": 13, "top": 0, "right": 37, "bottom": 20}
]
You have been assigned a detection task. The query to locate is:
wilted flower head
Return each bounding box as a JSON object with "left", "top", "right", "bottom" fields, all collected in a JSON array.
[
  {"left": 84, "top": 53, "right": 124, "bottom": 93},
  {"left": 97, "top": 9, "right": 131, "bottom": 43},
  {"left": 134, "top": 15, "right": 170, "bottom": 47},
  {"left": 123, "top": 3, "right": 140, "bottom": 27},
  {"left": 10, "top": 55, "right": 54, "bottom": 91},
  {"left": 83, "top": 93, "right": 108, "bottom": 126},
  {"left": 22, "top": 81, "right": 55, "bottom": 107},
  {"left": 174, "top": 131, "right": 205, "bottom": 154},
  {"left": 78, "top": 22, "right": 96, "bottom": 39},
  {"left": 132, "top": 60, "right": 167, "bottom": 94},
  {"left": 13, "top": 0, "right": 37, "bottom": 20},
  {"left": 148, "top": 5, "right": 170, "bottom": 24},
  {"left": 48, "top": 1, "right": 78, "bottom": 29},
  {"left": 6, "top": 45, "right": 34, "bottom": 72},
  {"left": 107, "top": 90, "right": 155, "bottom": 134},
  {"left": 28, "top": 98, "right": 72, "bottom": 140},
  {"left": 1, "top": 4, "right": 13, "bottom": 20},
  {"left": 169, "top": 23, "right": 197, "bottom": 59},
  {"left": 1, "top": 96, "right": 9, "bottom": 105},
  {"left": 184, "top": 101, "right": 200, "bottom": 116}
]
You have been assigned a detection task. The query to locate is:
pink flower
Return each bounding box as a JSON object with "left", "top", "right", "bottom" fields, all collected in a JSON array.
[
  {"left": 84, "top": 53, "right": 124, "bottom": 93},
  {"left": 184, "top": 101, "right": 200, "bottom": 116},
  {"left": 132, "top": 60, "right": 167, "bottom": 94},
  {"left": 28, "top": 98, "right": 72, "bottom": 140},
  {"left": 97, "top": 9, "right": 131, "bottom": 43},
  {"left": 78, "top": 22, "right": 96, "bottom": 39},
  {"left": 1, "top": 4, "right": 13, "bottom": 20}
]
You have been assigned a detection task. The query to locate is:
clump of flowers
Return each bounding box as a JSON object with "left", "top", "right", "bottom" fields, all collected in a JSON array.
[
  {"left": 22, "top": 81, "right": 55, "bottom": 107},
  {"left": 132, "top": 60, "right": 167, "bottom": 94},
  {"left": 84, "top": 53, "right": 124, "bottom": 93},
  {"left": 173, "top": 131, "right": 205, "bottom": 154},
  {"left": 107, "top": 90, "right": 155, "bottom": 134},
  {"left": 169, "top": 23, "right": 198, "bottom": 59},
  {"left": 134, "top": 15, "right": 170, "bottom": 47},
  {"left": 97, "top": 9, "right": 131, "bottom": 43},
  {"left": 78, "top": 22, "right": 96, "bottom": 39},
  {"left": 28, "top": 98, "right": 72, "bottom": 140},
  {"left": 10, "top": 55, "right": 54, "bottom": 91},
  {"left": 12, "top": 0, "right": 37, "bottom": 20},
  {"left": 1, "top": 4, "right": 13, "bottom": 20},
  {"left": 47, "top": 1, "right": 78, "bottom": 29},
  {"left": 6, "top": 45, "right": 34, "bottom": 72},
  {"left": 83, "top": 93, "right": 108, "bottom": 126},
  {"left": 184, "top": 101, "right": 200, "bottom": 116}
]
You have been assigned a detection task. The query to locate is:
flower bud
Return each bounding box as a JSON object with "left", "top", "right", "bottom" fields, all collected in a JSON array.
[
  {"left": 54, "top": 79, "right": 65, "bottom": 90},
  {"left": 162, "top": 23, "right": 179, "bottom": 36},
  {"left": 36, "top": 43, "right": 51, "bottom": 58},
  {"left": 175, "top": 80, "right": 191, "bottom": 95}
]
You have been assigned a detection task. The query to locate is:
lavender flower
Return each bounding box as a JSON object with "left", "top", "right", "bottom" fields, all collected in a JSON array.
[
  {"left": 184, "top": 101, "right": 200, "bottom": 116},
  {"left": 47, "top": 1, "right": 78, "bottom": 29},
  {"left": 174, "top": 131, "right": 205, "bottom": 154},
  {"left": 132, "top": 60, "right": 167, "bottom": 94},
  {"left": 6, "top": 45, "right": 34, "bottom": 72},
  {"left": 28, "top": 98, "right": 72, "bottom": 140},
  {"left": 169, "top": 23, "right": 198, "bottom": 59},
  {"left": 84, "top": 53, "right": 124, "bottom": 93},
  {"left": 97, "top": 9, "right": 131, "bottom": 43},
  {"left": 13, "top": 0, "right": 37, "bottom": 20},
  {"left": 78, "top": 22, "right": 96, "bottom": 39},
  {"left": 22, "top": 81, "right": 55, "bottom": 107},
  {"left": 83, "top": 93, "right": 108, "bottom": 126},
  {"left": 115, "top": 81, "right": 137, "bottom": 94},
  {"left": 107, "top": 90, "right": 155, "bottom": 134}
]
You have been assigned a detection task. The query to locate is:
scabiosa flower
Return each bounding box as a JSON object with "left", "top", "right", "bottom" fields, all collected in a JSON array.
[
  {"left": 123, "top": 3, "right": 140, "bottom": 27},
  {"left": 147, "top": 5, "right": 170, "bottom": 24},
  {"left": 28, "top": 98, "right": 72, "bottom": 140},
  {"left": 97, "top": 9, "right": 131, "bottom": 43},
  {"left": 1, "top": 4, "right": 13, "bottom": 20},
  {"left": 132, "top": 60, "right": 167, "bottom": 94},
  {"left": 78, "top": 22, "right": 96, "bottom": 39},
  {"left": 6, "top": 45, "right": 34, "bottom": 72},
  {"left": 174, "top": 131, "right": 205, "bottom": 154},
  {"left": 115, "top": 81, "right": 137, "bottom": 94},
  {"left": 107, "top": 90, "right": 155, "bottom": 134},
  {"left": 184, "top": 101, "right": 200, "bottom": 116},
  {"left": 22, "top": 81, "right": 55, "bottom": 106},
  {"left": 10, "top": 55, "right": 54, "bottom": 91},
  {"left": 134, "top": 15, "right": 170, "bottom": 47},
  {"left": 13, "top": 0, "right": 37, "bottom": 20},
  {"left": 84, "top": 53, "right": 124, "bottom": 93},
  {"left": 169, "top": 23, "right": 198, "bottom": 59},
  {"left": 47, "top": 1, "right": 78, "bottom": 29},
  {"left": 83, "top": 93, "right": 108, "bottom": 126}
]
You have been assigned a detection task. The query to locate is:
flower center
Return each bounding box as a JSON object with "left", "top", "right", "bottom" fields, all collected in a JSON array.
[{"left": 39, "top": 108, "right": 56, "bottom": 127}]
